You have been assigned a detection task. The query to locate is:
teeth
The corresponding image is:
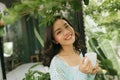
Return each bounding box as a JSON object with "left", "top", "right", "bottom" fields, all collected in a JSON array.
[{"left": 65, "top": 35, "right": 72, "bottom": 40}]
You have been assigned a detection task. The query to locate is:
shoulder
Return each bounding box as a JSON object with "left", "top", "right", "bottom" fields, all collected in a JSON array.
[
  {"left": 50, "top": 55, "right": 63, "bottom": 66},
  {"left": 50, "top": 55, "right": 67, "bottom": 69},
  {"left": 50, "top": 56, "right": 59, "bottom": 64}
]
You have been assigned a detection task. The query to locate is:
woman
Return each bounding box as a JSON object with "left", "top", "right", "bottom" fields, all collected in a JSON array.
[{"left": 42, "top": 16, "right": 99, "bottom": 80}]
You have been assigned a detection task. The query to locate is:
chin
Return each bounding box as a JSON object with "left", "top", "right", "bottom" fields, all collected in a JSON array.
[{"left": 64, "top": 40, "right": 75, "bottom": 45}]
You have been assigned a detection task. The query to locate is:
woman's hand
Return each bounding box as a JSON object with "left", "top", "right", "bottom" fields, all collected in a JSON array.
[
  {"left": 91, "top": 63, "right": 99, "bottom": 74},
  {"left": 79, "top": 57, "right": 93, "bottom": 74}
]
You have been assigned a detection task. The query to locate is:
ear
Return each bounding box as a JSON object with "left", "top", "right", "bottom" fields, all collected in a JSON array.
[{"left": 53, "top": 40, "right": 59, "bottom": 44}]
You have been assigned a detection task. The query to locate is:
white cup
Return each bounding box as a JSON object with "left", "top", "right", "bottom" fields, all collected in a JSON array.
[{"left": 85, "top": 52, "right": 97, "bottom": 67}]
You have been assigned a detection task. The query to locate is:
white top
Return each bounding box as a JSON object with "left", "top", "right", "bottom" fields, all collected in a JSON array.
[
  {"left": 50, "top": 53, "right": 95, "bottom": 80},
  {"left": 71, "top": 65, "right": 79, "bottom": 70}
]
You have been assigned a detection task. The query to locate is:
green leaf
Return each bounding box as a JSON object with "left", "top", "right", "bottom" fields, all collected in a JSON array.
[
  {"left": 34, "top": 27, "right": 44, "bottom": 47},
  {"left": 0, "top": 27, "right": 4, "bottom": 37},
  {"left": 0, "top": 13, "right": 2, "bottom": 19},
  {"left": 107, "top": 68, "right": 117, "bottom": 75},
  {"left": 100, "top": 39, "right": 120, "bottom": 74},
  {"left": 89, "top": 38, "right": 107, "bottom": 59},
  {"left": 29, "top": 63, "right": 42, "bottom": 69}
]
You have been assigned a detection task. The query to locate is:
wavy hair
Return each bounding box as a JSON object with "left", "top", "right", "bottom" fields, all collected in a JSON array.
[{"left": 42, "top": 16, "right": 85, "bottom": 67}]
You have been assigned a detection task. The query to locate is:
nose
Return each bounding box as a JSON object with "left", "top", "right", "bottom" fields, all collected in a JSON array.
[{"left": 63, "top": 29, "right": 70, "bottom": 36}]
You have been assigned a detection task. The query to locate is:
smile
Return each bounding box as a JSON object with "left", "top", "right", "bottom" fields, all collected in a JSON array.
[{"left": 65, "top": 34, "right": 72, "bottom": 40}]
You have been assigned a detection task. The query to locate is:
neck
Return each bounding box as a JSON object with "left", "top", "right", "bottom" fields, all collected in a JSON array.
[{"left": 60, "top": 45, "right": 76, "bottom": 56}]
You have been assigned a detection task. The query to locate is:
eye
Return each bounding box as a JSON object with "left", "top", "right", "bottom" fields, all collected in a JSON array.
[
  {"left": 65, "top": 25, "right": 69, "bottom": 28},
  {"left": 56, "top": 30, "right": 62, "bottom": 35}
]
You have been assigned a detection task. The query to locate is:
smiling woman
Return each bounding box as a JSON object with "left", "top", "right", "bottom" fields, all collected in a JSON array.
[{"left": 42, "top": 15, "right": 99, "bottom": 80}]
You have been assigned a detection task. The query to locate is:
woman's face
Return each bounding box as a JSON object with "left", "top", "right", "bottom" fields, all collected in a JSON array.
[{"left": 53, "top": 19, "right": 75, "bottom": 46}]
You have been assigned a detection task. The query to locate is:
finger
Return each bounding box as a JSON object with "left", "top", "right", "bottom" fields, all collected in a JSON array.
[
  {"left": 96, "top": 67, "right": 100, "bottom": 72},
  {"left": 92, "top": 67, "right": 99, "bottom": 74},
  {"left": 83, "top": 60, "right": 93, "bottom": 73},
  {"left": 93, "top": 69, "right": 98, "bottom": 74},
  {"left": 94, "top": 64, "right": 99, "bottom": 69},
  {"left": 93, "top": 62, "right": 99, "bottom": 69},
  {"left": 89, "top": 64, "right": 93, "bottom": 73},
  {"left": 81, "top": 57, "right": 86, "bottom": 64},
  {"left": 84, "top": 62, "right": 93, "bottom": 74}
]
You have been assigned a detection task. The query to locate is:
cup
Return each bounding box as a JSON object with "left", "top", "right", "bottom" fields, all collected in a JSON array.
[{"left": 85, "top": 52, "right": 97, "bottom": 67}]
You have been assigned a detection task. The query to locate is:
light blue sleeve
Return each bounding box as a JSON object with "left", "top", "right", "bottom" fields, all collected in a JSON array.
[
  {"left": 88, "top": 74, "right": 95, "bottom": 80},
  {"left": 50, "top": 56, "right": 66, "bottom": 80}
]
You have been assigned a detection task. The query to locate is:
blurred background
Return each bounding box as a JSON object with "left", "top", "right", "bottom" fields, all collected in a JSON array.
[{"left": 0, "top": 0, "right": 120, "bottom": 80}]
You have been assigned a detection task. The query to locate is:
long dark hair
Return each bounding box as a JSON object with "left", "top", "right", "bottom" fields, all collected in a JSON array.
[{"left": 42, "top": 16, "right": 85, "bottom": 67}]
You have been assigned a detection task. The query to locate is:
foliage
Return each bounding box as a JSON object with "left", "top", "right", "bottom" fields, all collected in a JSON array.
[
  {"left": 84, "top": 0, "right": 120, "bottom": 79},
  {"left": 88, "top": 36, "right": 120, "bottom": 80},
  {"left": 84, "top": 0, "right": 120, "bottom": 39},
  {"left": 85, "top": 20, "right": 120, "bottom": 79},
  {"left": 89, "top": 38, "right": 118, "bottom": 73},
  {"left": 0, "top": 25, "right": 4, "bottom": 37},
  {"left": 3, "top": 0, "right": 89, "bottom": 25},
  {"left": 23, "top": 63, "right": 50, "bottom": 80},
  {"left": 34, "top": 27, "right": 44, "bottom": 47}
]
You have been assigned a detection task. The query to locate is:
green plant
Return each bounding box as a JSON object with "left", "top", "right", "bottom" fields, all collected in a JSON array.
[
  {"left": 23, "top": 63, "right": 50, "bottom": 80},
  {"left": 89, "top": 38, "right": 119, "bottom": 80},
  {"left": 84, "top": 0, "right": 120, "bottom": 79},
  {"left": 3, "top": 0, "right": 89, "bottom": 25}
]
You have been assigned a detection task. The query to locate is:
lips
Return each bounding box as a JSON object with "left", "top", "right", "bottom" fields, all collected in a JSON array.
[{"left": 65, "top": 34, "right": 72, "bottom": 40}]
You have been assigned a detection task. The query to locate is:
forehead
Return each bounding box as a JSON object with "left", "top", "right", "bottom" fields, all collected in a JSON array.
[{"left": 53, "top": 19, "right": 67, "bottom": 30}]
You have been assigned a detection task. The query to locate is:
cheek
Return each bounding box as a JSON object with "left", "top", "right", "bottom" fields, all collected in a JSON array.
[
  {"left": 69, "top": 27, "right": 74, "bottom": 31},
  {"left": 70, "top": 28, "right": 75, "bottom": 40},
  {"left": 54, "top": 35, "right": 63, "bottom": 43}
]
